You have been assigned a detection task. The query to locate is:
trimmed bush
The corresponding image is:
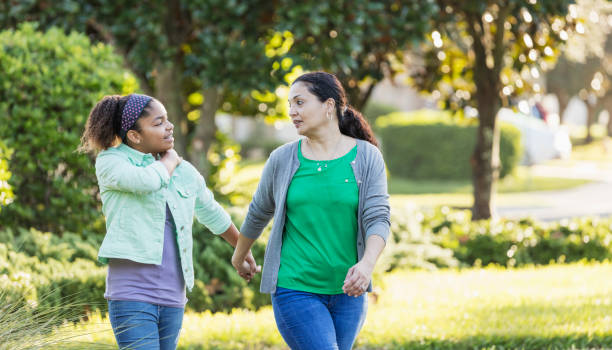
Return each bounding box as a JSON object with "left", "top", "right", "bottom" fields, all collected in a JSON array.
[
  {"left": 0, "top": 23, "right": 136, "bottom": 235},
  {"left": 419, "top": 207, "right": 612, "bottom": 267},
  {"left": 0, "top": 227, "right": 106, "bottom": 320},
  {"left": 376, "top": 109, "right": 522, "bottom": 180}
]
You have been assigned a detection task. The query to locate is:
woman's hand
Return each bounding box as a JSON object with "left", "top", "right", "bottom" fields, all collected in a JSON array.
[
  {"left": 232, "top": 250, "right": 261, "bottom": 282},
  {"left": 343, "top": 259, "right": 375, "bottom": 297}
]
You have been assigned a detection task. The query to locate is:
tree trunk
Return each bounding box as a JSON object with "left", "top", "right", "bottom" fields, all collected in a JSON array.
[
  {"left": 472, "top": 86, "right": 501, "bottom": 220},
  {"left": 339, "top": 77, "right": 377, "bottom": 111},
  {"left": 189, "top": 87, "right": 220, "bottom": 177},
  {"left": 155, "top": 63, "right": 187, "bottom": 157},
  {"left": 468, "top": 13, "right": 503, "bottom": 221}
]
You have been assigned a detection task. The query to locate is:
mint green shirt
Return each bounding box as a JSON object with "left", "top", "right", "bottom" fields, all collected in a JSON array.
[
  {"left": 277, "top": 141, "right": 359, "bottom": 294},
  {"left": 95, "top": 143, "right": 231, "bottom": 291}
]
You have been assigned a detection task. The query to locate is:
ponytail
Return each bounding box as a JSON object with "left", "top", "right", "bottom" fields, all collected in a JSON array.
[
  {"left": 294, "top": 71, "right": 379, "bottom": 147},
  {"left": 78, "top": 95, "right": 128, "bottom": 154},
  {"left": 338, "top": 105, "right": 378, "bottom": 147}
]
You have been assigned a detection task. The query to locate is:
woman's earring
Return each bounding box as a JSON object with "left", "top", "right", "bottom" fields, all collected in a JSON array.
[{"left": 327, "top": 111, "right": 332, "bottom": 121}]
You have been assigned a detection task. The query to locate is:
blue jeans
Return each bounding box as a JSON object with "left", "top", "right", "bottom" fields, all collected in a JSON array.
[
  {"left": 271, "top": 287, "right": 368, "bottom": 350},
  {"left": 108, "top": 300, "right": 184, "bottom": 350}
]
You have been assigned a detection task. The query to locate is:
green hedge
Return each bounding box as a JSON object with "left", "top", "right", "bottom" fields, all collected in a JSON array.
[
  {"left": 0, "top": 23, "right": 136, "bottom": 235},
  {"left": 376, "top": 109, "right": 522, "bottom": 180},
  {"left": 0, "top": 209, "right": 270, "bottom": 317},
  {"left": 0, "top": 227, "right": 106, "bottom": 321},
  {"left": 412, "top": 207, "right": 612, "bottom": 267}
]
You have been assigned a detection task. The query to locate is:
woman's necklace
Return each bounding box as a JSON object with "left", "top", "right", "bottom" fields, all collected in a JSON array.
[{"left": 307, "top": 136, "right": 343, "bottom": 172}]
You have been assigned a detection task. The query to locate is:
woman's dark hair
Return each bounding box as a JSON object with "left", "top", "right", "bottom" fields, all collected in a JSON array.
[
  {"left": 79, "top": 95, "right": 152, "bottom": 153},
  {"left": 293, "top": 71, "right": 378, "bottom": 147}
]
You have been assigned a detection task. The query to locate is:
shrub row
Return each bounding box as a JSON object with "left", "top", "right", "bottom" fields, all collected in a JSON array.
[
  {"left": 391, "top": 206, "right": 612, "bottom": 268},
  {"left": 375, "top": 109, "right": 522, "bottom": 180},
  {"left": 4, "top": 206, "right": 612, "bottom": 320}
]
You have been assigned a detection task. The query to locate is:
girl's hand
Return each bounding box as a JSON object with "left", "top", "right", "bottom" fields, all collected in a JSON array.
[
  {"left": 343, "top": 260, "right": 374, "bottom": 297},
  {"left": 161, "top": 149, "right": 182, "bottom": 167}
]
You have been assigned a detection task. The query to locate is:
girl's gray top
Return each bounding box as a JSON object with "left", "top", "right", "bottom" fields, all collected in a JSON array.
[{"left": 240, "top": 138, "right": 391, "bottom": 294}]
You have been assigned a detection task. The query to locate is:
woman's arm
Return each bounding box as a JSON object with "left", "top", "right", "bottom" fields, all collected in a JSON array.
[
  {"left": 231, "top": 234, "right": 258, "bottom": 278},
  {"left": 342, "top": 235, "right": 385, "bottom": 297},
  {"left": 240, "top": 152, "right": 277, "bottom": 239},
  {"left": 344, "top": 146, "right": 391, "bottom": 297}
]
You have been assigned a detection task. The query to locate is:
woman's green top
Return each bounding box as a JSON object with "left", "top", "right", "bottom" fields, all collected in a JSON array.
[{"left": 277, "top": 140, "right": 359, "bottom": 294}]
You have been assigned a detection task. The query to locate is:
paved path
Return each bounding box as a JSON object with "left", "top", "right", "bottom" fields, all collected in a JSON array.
[{"left": 497, "top": 162, "right": 612, "bottom": 221}]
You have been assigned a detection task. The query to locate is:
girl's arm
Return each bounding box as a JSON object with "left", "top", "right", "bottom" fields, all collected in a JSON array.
[
  {"left": 193, "top": 177, "right": 260, "bottom": 281},
  {"left": 95, "top": 150, "right": 180, "bottom": 193}
]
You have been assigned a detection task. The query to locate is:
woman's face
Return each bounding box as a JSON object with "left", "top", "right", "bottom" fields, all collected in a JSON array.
[
  {"left": 130, "top": 100, "right": 175, "bottom": 154},
  {"left": 288, "top": 82, "right": 332, "bottom": 136}
]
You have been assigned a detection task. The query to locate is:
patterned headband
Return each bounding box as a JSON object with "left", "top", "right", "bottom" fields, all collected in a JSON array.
[{"left": 120, "top": 94, "right": 153, "bottom": 140}]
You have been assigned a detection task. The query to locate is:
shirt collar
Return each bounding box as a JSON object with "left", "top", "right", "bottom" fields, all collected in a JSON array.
[{"left": 117, "top": 143, "right": 155, "bottom": 164}]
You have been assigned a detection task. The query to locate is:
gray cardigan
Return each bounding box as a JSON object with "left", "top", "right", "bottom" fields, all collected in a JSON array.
[{"left": 241, "top": 138, "right": 391, "bottom": 294}]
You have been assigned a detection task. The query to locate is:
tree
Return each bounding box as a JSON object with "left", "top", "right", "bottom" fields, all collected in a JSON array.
[
  {"left": 1, "top": 0, "right": 288, "bottom": 176},
  {"left": 410, "top": 0, "right": 576, "bottom": 219},
  {"left": 0, "top": 23, "right": 133, "bottom": 234},
  {"left": 545, "top": 0, "right": 612, "bottom": 143},
  {"left": 274, "top": 1, "right": 436, "bottom": 110}
]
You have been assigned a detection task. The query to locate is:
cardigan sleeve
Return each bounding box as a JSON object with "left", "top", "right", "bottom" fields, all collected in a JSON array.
[
  {"left": 240, "top": 150, "right": 277, "bottom": 239},
  {"left": 362, "top": 146, "right": 391, "bottom": 242}
]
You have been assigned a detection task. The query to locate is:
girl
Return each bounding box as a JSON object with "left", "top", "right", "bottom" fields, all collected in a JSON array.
[
  {"left": 231, "top": 72, "right": 390, "bottom": 350},
  {"left": 79, "top": 94, "right": 259, "bottom": 350}
]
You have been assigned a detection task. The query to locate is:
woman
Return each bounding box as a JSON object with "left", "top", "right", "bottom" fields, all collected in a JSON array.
[
  {"left": 232, "top": 72, "right": 390, "bottom": 350},
  {"left": 79, "top": 94, "right": 259, "bottom": 350}
]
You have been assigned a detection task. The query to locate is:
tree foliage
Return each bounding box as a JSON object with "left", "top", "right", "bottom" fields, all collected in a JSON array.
[
  {"left": 0, "top": 0, "right": 289, "bottom": 177},
  {"left": 410, "top": 0, "right": 576, "bottom": 219},
  {"left": 0, "top": 23, "right": 134, "bottom": 234},
  {"left": 275, "top": 0, "right": 436, "bottom": 110}
]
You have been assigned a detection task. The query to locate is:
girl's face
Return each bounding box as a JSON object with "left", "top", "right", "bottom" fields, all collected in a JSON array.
[
  {"left": 129, "top": 100, "right": 175, "bottom": 154},
  {"left": 288, "top": 82, "right": 333, "bottom": 136}
]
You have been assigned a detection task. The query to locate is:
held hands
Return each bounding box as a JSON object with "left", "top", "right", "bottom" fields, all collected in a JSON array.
[
  {"left": 232, "top": 250, "right": 261, "bottom": 283},
  {"left": 343, "top": 259, "right": 375, "bottom": 297}
]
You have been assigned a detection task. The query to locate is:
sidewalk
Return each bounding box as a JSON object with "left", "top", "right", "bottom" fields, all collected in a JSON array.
[{"left": 497, "top": 162, "right": 612, "bottom": 221}]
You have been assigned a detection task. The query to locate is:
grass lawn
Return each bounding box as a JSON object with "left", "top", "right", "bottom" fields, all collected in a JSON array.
[{"left": 53, "top": 262, "right": 612, "bottom": 349}]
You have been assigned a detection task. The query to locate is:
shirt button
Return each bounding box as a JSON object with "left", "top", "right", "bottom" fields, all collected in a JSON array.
[
  {"left": 173, "top": 204, "right": 177, "bottom": 209},
  {"left": 183, "top": 248, "right": 187, "bottom": 253},
  {"left": 345, "top": 179, "right": 349, "bottom": 182}
]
